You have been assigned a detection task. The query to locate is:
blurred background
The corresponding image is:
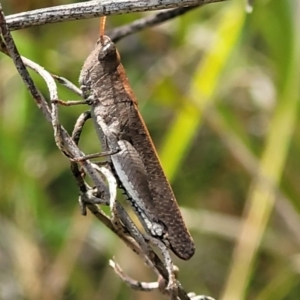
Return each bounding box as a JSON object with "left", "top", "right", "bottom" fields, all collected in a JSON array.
[{"left": 0, "top": 0, "right": 300, "bottom": 299}]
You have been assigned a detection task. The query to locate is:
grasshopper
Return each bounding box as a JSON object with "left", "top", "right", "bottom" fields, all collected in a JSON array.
[{"left": 77, "top": 20, "right": 195, "bottom": 260}]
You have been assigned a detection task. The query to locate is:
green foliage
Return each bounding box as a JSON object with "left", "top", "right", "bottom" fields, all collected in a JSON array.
[{"left": 1, "top": 0, "right": 300, "bottom": 299}]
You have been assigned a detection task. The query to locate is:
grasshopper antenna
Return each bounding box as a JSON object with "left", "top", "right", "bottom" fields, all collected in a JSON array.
[{"left": 99, "top": 16, "right": 107, "bottom": 45}]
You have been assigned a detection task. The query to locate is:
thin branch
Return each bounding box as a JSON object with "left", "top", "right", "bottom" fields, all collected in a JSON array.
[
  {"left": 109, "top": 5, "right": 199, "bottom": 43},
  {"left": 109, "top": 259, "right": 159, "bottom": 291},
  {"left": 0, "top": 20, "right": 51, "bottom": 121},
  {"left": 6, "top": 0, "right": 227, "bottom": 31},
  {"left": 52, "top": 74, "right": 82, "bottom": 96},
  {"left": 188, "top": 294, "right": 216, "bottom": 300}
]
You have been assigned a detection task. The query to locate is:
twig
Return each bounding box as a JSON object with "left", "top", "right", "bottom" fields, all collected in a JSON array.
[
  {"left": 188, "top": 294, "right": 216, "bottom": 300},
  {"left": 5, "top": 0, "right": 227, "bottom": 31},
  {"left": 109, "top": 5, "right": 199, "bottom": 43},
  {"left": 0, "top": 19, "right": 51, "bottom": 121},
  {"left": 52, "top": 74, "right": 82, "bottom": 96},
  {"left": 109, "top": 259, "right": 159, "bottom": 291}
]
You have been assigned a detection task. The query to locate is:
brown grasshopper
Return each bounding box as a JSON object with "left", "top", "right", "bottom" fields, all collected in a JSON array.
[{"left": 77, "top": 20, "right": 195, "bottom": 260}]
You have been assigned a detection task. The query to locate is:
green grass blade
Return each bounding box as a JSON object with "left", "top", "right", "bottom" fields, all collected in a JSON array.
[
  {"left": 159, "top": 0, "right": 246, "bottom": 181},
  {"left": 220, "top": 20, "right": 300, "bottom": 300}
]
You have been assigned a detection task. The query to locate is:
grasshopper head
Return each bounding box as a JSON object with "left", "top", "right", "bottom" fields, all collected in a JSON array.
[
  {"left": 96, "top": 35, "right": 121, "bottom": 72},
  {"left": 98, "top": 36, "right": 117, "bottom": 60},
  {"left": 79, "top": 35, "right": 121, "bottom": 87}
]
